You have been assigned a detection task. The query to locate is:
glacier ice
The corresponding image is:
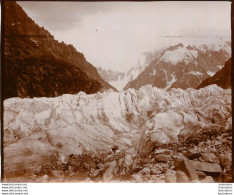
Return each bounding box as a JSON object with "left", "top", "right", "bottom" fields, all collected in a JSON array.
[{"left": 3, "top": 85, "right": 232, "bottom": 179}]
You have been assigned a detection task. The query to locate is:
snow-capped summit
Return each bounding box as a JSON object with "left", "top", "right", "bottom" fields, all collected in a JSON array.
[
  {"left": 99, "top": 41, "right": 231, "bottom": 92},
  {"left": 198, "top": 41, "right": 231, "bottom": 55},
  {"left": 159, "top": 44, "right": 196, "bottom": 65},
  {"left": 124, "top": 42, "right": 231, "bottom": 91}
]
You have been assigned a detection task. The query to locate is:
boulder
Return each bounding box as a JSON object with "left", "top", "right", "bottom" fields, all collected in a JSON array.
[
  {"left": 201, "top": 152, "right": 220, "bottom": 164},
  {"left": 196, "top": 171, "right": 206, "bottom": 179},
  {"left": 150, "top": 166, "right": 162, "bottom": 174},
  {"left": 214, "top": 141, "right": 222, "bottom": 146},
  {"left": 176, "top": 170, "right": 190, "bottom": 183},
  {"left": 182, "top": 149, "right": 201, "bottom": 160},
  {"left": 155, "top": 154, "right": 171, "bottom": 162},
  {"left": 150, "top": 131, "right": 171, "bottom": 144},
  {"left": 155, "top": 149, "right": 173, "bottom": 155},
  {"left": 219, "top": 153, "right": 231, "bottom": 168},
  {"left": 144, "top": 174, "right": 151, "bottom": 180},
  {"left": 200, "top": 176, "right": 214, "bottom": 183},
  {"left": 132, "top": 173, "right": 143, "bottom": 182},
  {"left": 103, "top": 161, "right": 117, "bottom": 182},
  {"left": 221, "top": 133, "right": 229, "bottom": 139},
  {"left": 103, "top": 171, "right": 113, "bottom": 182},
  {"left": 97, "top": 163, "right": 104, "bottom": 170},
  {"left": 125, "top": 154, "right": 133, "bottom": 167},
  {"left": 174, "top": 155, "right": 199, "bottom": 180},
  {"left": 91, "top": 169, "right": 101, "bottom": 177},
  {"left": 142, "top": 167, "right": 151, "bottom": 175},
  {"left": 165, "top": 169, "right": 176, "bottom": 183},
  {"left": 190, "top": 160, "right": 222, "bottom": 173}
]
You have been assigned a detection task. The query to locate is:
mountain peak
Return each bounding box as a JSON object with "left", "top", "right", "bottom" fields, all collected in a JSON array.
[
  {"left": 159, "top": 45, "right": 195, "bottom": 65},
  {"left": 124, "top": 42, "right": 231, "bottom": 91}
]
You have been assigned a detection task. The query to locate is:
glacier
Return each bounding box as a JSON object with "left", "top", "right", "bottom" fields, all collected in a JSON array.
[{"left": 3, "top": 85, "right": 232, "bottom": 182}]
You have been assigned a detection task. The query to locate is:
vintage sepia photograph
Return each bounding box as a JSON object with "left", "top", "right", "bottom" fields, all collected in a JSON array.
[{"left": 2, "top": 1, "right": 232, "bottom": 183}]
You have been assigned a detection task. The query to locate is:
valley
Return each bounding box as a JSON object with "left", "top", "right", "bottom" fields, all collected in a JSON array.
[{"left": 3, "top": 1, "right": 232, "bottom": 183}]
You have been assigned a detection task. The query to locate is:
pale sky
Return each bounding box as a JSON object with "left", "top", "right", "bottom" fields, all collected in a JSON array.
[{"left": 18, "top": 1, "right": 231, "bottom": 72}]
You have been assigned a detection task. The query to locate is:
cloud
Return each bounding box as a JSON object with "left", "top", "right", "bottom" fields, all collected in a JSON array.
[
  {"left": 18, "top": 1, "right": 231, "bottom": 72},
  {"left": 18, "top": 1, "right": 113, "bottom": 31}
]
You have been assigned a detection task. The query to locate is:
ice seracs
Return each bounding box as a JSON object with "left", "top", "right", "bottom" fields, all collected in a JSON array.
[
  {"left": 3, "top": 85, "right": 232, "bottom": 181},
  {"left": 4, "top": 84, "right": 231, "bottom": 150}
]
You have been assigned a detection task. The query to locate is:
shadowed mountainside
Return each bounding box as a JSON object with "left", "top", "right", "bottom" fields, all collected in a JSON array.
[
  {"left": 4, "top": 1, "right": 116, "bottom": 99},
  {"left": 197, "top": 58, "right": 231, "bottom": 89}
]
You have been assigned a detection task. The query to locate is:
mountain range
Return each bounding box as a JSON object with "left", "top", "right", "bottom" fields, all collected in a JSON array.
[
  {"left": 99, "top": 43, "right": 231, "bottom": 91},
  {"left": 4, "top": 2, "right": 231, "bottom": 99},
  {"left": 98, "top": 51, "right": 161, "bottom": 91}
]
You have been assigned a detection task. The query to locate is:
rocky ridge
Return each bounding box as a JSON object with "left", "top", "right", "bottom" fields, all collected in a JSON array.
[
  {"left": 124, "top": 43, "right": 231, "bottom": 90},
  {"left": 4, "top": 1, "right": 116, "bottom": 99},
  {"left": 197, "top": 58, "right": 231, "bottom": 89}
]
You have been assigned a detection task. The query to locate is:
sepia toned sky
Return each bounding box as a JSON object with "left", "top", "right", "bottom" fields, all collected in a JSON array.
[{"left": 18, "top": 1, "right": 231, "bottom": 72}]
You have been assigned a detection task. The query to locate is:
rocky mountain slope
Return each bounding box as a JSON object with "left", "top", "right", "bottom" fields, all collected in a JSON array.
[
  {"left": 124, "top": 43, "right": 231, "bottom": 90},
  {"left": 197, "top": 58, "right": 231, "bottom": 89},
  {"left": 4, "top": 1, "right": 116, "bottom": 99},
  {"left": 3, "top": 85, "right": 232, "bottom": 182}
]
